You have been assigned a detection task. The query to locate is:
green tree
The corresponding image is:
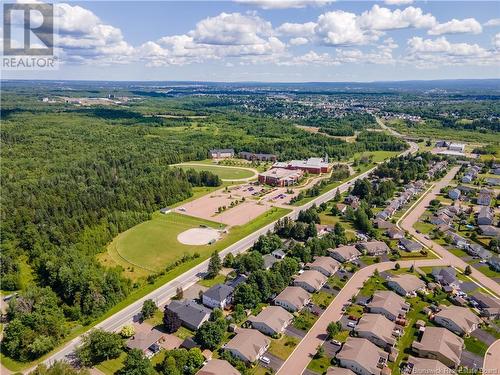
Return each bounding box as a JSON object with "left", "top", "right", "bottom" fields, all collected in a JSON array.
[
  {"left": 194, "top": 319, "right": 226, "bottom": 350},
  {"left": 394, "top": 263, "right": 401, "bottom": 270},
  {"left": 326, "top": 321, "right": 342, "bottom": 340},
  {"left": 232, "top": 283, "right": 261, "bottom": 309},
  {"left": 118, "top": 349, "right": 154, "bottom": 375},
  {"left": 207, "top": 251, "right": 222, "bottom": 278},
  {"left": 31, "top": 362, "right": 90, "bottom": 375},
  {"left": 464, "top": 265, "right": 472, "bottom": 275},
  {"left": 76, "top": 329, "right": 123, "bottom": 367},
  {"left": 141, "top": 299, "right": 158, "bottom": 320},
  {"left": 163, "top": 309, "right": 182, "bottom": 333}
]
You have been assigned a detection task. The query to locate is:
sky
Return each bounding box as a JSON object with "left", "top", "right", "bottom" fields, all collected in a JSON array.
[{"left": 2, "top": 0, "right": 500, "bottom": 82}]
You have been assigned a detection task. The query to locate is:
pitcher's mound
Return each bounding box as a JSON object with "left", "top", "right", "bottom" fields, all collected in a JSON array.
[{"left": 177, "top": 228, "right": 221, "bottom": 245}]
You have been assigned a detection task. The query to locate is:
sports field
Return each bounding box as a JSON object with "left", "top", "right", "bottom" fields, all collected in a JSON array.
[
  {"left": 175, "top": 163, "right": 257, "bottom": 180},
  {"left": 100, "top": 207, "right": 290, "bottom": 280}
]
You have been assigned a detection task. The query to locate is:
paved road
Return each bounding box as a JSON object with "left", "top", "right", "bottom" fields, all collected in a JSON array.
[
  {"left": 398, "top": 166, "right": 500, "bottom": 296},
  {"left": 483, "top": 339, "right": 500, "bottom": 373},
  {"left": 276, "top": 259, "right": 448, "bottom": 375},
  {"left": 40, "top": 143, "right": 417, "bottom": 369}
]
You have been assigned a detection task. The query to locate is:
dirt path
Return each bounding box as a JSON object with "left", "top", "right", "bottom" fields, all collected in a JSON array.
[
  {"left": 276, "top": 258, "right": 448, "bottom": 375},
  {"left": 399, "top": 166, "right": 500, "bottom": 296}
]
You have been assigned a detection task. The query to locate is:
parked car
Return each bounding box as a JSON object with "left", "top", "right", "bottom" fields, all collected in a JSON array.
[
  {"left": 331, "top": 340, "right": 342, "bottom": 346},
  {"left": 260, "top": 357, "right": 271, "bottom": 365},
  {"left": 347, "top": 321, "right": 357, "bottom": 328}
]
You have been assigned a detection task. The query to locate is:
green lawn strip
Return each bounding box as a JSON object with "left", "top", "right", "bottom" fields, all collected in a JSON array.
[
  {"left": 345, "top": 304, "right": 364, "bottom": 319},
  {"left": 197, "top": 274, "right": 226, "bottom": 288},
  {"left": 174, "top": 326, "right": 195, "bottom": 340},
  {"left": 174, "top": 163, "right": 256, "bottom": 180},
  {"left": 312, "top": 291, "right": 334, "bottom": 310},
  {"left": 463, "top": 336, "right": 488, "bottom": 356},
  {"left": 475, "top": 265, "right": 500, "bottom": 279},
  {"left": 307, "top": 355, "right": 333, "bottom": 374},
  {"left": 332, "top": 330, "right": 350, "bottom": 343},
  {"left": 96, "top": 352, "right": 126, "bottom": 375},
  {"left": 413, "top": 221, "right": 434, "bottom": 235},
  {"left": 145, "top": 309, "right": 164, "bottom": 327},
  {"left": 293, "top": 310, "right": 318, "bottom": 331},
  {"left": 267, "top": 335, "right": 300, "bottom": 360},
  {"left": 359, "top": 256, "right": 382, "bottom": 266},
  {"left": 358, "top": 274, "right": 387, "bottom": 297}
]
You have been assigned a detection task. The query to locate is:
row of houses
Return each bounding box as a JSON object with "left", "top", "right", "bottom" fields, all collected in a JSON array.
[
  {"left": 376, "top": 181, "right": 425, "bottom": 221},
  {"left": 461, "top": 165, "right": 480, "bottom": 184},
  {"left": 427, "top": 160, "right": 448, "bottom": 179}
]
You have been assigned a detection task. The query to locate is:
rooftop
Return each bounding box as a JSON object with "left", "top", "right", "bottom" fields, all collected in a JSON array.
[
  {"left": 412, "top": 327, "right": 464, "bottom": 366},
  {"left": 337, "top": 337, "right": 388, "bottom": 375},
  {"left": 249, "top": 306, "right": 293, "bottom": 333},
  {"left": 225, "top": 328, "right": 270, "bottom": 363},
  {"left": 435, "top": 306, "right": 482, "bottom": 333}
]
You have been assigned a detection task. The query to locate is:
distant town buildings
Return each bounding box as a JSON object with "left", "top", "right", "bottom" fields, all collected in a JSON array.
[{"left": 239, "top": 151, "right": 277, "bottom": 162}]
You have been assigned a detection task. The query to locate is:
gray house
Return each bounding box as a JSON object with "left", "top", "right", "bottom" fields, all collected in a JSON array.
[{"left": 166, "top": 300, "right": 211, "bottom": 330}]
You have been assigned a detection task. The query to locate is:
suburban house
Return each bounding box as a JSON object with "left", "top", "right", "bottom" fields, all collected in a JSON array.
[
  {"left": 329, "top": 245, "right": 361, "bottom": 263},
  {"left": 326, "top": 367, "right": 357, "bottom": 375},
  {"left": 387, "top": 274, "right": 426, "bottom": 296},
  {"left": 477, "top": 207, "right": 494, "bottom": 226},
  {"left": 430, "top": 214, "right": 453, "bottom": 226},
  {"left": 306, "top": 256, "right": 340, "bottom": 277},
  {"left": 434, "top": 306, "right": 482, "bottom": 335},
  {"left": 126, "top": 326, "right": 166, "bottom": 355},
  {"left": 432, "top": 267, "right": 459, "bottom": 288},
  {"left": 367, "top": 290, "right": 410, "bottom": 321},
  {"left": 196, "top": 359, "right": 240, "bottom": 375},
  {"left": 293, "top": 270, "right": 328, "bottom": 293},
  {"left": 263, "top": 254, "right": 279, "bottom": 270},
  {"left": 406, "top": 356, "right": 454, "bottom": 375},
  {"left": 272, "top": 249, "right": 286, "bottom": 259},
  {"left": 477, "top": 190, "right": 493, "bottom": 206},
  {"left": 479, "top": 225, "right": 500, "bottom": 238},
  {"left": 166, "top": 300, "right": 211, "bottom": 331},
  {"left": 386, "top": 227, "right": 404, "bottom": 239},
  {"left": 444, "top": 231, "right": 468, "bottom": 250},
  {"left": 357, "top": 241, "right": 391, "bottom": 256},
  {"left": 248, "top": 306, "right": 293, "bottom": 336},
  {"left": 354, "top": 313, "right": 397, "bottom": 349},
  {"left": 470, "top": 292, "right": 500, "bottom": 319},
  {"left": 258, "top": 168, "right": 303, "bottom": 187},
  {"left": 467, "top": 243, "right": 492, "bottom": 260},
  {"left": 273, "top": 286, "right": 311, "bottom": 312},
  {"left": 273, "top": 156, "right": 331, "bottom": 174},
  {"left": 448, "top": 189, "right": 461, "bottom": 200},
  {"left": 224, "top": 328, "right": 270, "bottom": 364},
  {"left": 239, "top": 151, "right": 277, "bottom": 162},
  {"left": 398, "top": 238, "right": 423, "bottom": 252},
  {"left": 202, "top": 284, "right": 234, "bottom": 310},
  {"left": 412, "top": 327, "right": 464, "bottom": 368},
  {"left": 336, "top": 337, "right": 389, "bottom": 375},
  {"left": 373, "top": 219, "right": 395, "bottom": 230},
  {"left": 488, "top": 256, "right": 500, "bottom": 272},
  {"left": 448, "top": 143, "right": 465, "bottom": 153},
  {"left": 209, "top": 149, "right": 234, "bottom": 159}
]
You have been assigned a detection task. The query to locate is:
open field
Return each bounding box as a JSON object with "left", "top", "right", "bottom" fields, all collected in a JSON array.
[
  {"left": 174, "top": 163, "right": 257, "bottom": 180},
  {"left": 100, "top": 208, "right": 290, "bottom": 279}
]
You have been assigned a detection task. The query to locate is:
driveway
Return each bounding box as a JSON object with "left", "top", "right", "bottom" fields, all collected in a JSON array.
[
  {"left": 261, "top": 351, "right": 284, "bottom": 372},
  {"left": 460, "top": 350, "right": 483, "bottom": 369},
  {"left": 471, "top": 328, "right": 497, "bottom": 346},
  {"left": 285, "top": 326, "right": 306, "bottom": 339}
]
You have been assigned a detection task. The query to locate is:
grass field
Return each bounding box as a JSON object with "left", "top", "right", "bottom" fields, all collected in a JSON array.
[
  {"left": 100, "top": 207, "right": 290, "bottom": 279},
  {"left": 268, "top": 335, "right": 300, "bottom": 360},
  {"left": 174, "top": 163, "right": 256, "bottom": 180}
]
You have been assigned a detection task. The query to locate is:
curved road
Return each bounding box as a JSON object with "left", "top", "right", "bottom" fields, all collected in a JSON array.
[
  {"left": 399, "top": 166, "right": 500, "bottom": 296},
  {"left": 276, "top": 259, "right": 448, "bottom": 375},
  {"left": 483, "top": 339, "right": 500, "bottom": 374}
]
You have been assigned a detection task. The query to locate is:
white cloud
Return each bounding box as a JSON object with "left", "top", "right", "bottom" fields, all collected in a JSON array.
[
  {"left": 189, "top": 12, "right": 273, "bottom": 45},
  {"left": 235, "top": 0, "right": 333, "bottom": 9},
  {"left": 357, "top": 5, "right": 437, "bottom": 31},
  {"left": 429, "top": 18, "right": 482, "bottom": 35},
  {"left": 384, "top": 0, "right": 414, "bottom": 5},
  {"left": 484, "top": 18, "right": 500, "bottom": 27},
  {"left": 289, "top": 37, "right": 309, "bottom": 45},
  {"left": 276, "top": 22, "right": 316, "bottom": 37},
  {"left": 494, "top": 33, "right": 500, "bottom": 49},
  {"left": 315, "top": 10, "right": 379, "bottom": 46},
  {"left": 408, "top": 36, "right": 486, "bottom": 56}
]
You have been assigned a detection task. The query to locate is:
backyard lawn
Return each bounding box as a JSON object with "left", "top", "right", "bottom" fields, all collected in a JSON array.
[
  {"left": 198, "top": 273, "right": 226, "bottom": 288},
  {"left": 312, "top": 291, "right": 334, "bottom": 309},
  {"left": 96, "top": 352, "right": 126, "bottom": 375},
  {"left": 293, "top": 310, "right": 318, "bottom": 331},
  {"left": 307, "top": 355, "right": 333, "bottom": 374}
]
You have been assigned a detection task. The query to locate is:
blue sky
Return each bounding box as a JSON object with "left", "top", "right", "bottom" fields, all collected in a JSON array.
[{"left": 3, "top": 0, "right": 500, "bottom": 81}]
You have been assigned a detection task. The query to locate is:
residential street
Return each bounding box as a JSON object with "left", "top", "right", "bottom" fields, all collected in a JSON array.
[
  {"left": 276, "top": 259, "right": 448, "bottom": 375},
  {"left": 398, "top": 166, "right": 500, "bottom": 296},
  {"left": 484, "top": 339, "right": 500, "bottom": 373}
]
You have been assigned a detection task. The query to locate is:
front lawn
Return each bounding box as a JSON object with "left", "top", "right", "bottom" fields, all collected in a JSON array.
[
  {"left": 307, "top": 354, "right": 333, "bottom": 374},
  {"left": 312, "top": 291, "right": 334, "bottom": 309},
  {"left": 198, "top": 273, "right": 226, "bottom": 288},
  {"left": 96, "top": 352, "right": 126, "bottom": 375},
  {"left": 268, "top": 335, "right": 300, "bottom": 360},
  {"left": 464, "top": 335, "right": 489, "bottom": 356},
  {"left": 293, "top": 310, "right": 318, "bottom": 331}
]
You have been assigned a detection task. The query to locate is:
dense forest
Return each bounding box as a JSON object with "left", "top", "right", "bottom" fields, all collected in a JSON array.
[{"left": 0, "top": 88, "right": 407, "bottom": 362}]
